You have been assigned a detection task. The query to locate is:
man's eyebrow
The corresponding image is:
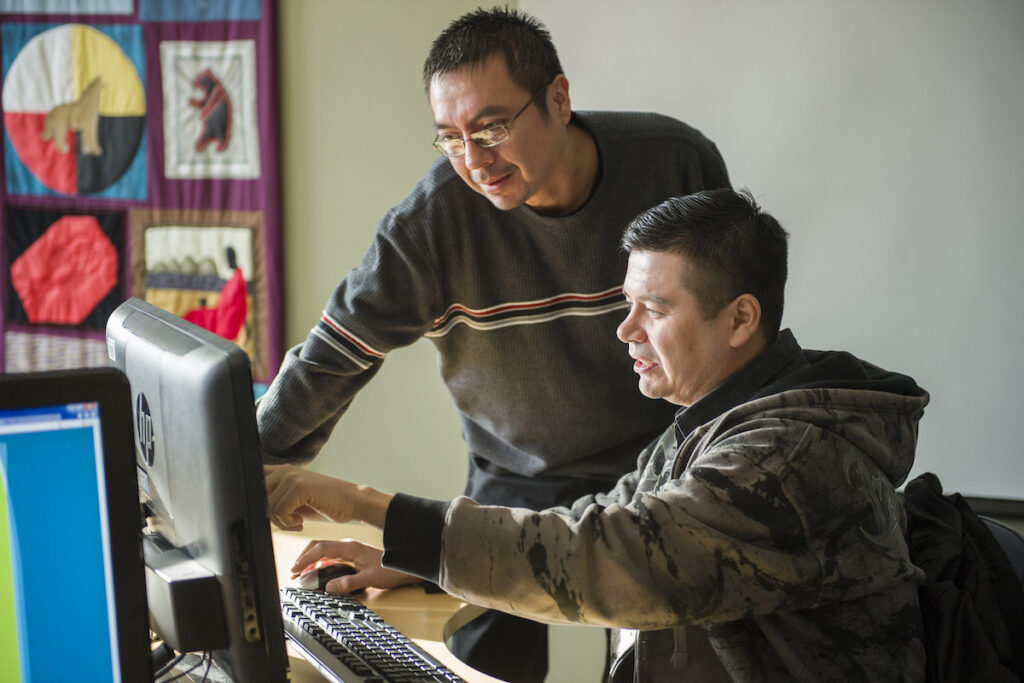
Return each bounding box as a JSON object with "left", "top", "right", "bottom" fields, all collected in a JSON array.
[
  {"left": 624, "top": 290, "right": 671, "bottom": 307},
  {"left": 641, "top": 293, "right": 671, "bottom": 306},
  {"left": 434, "top": 103, "right": 511, "bottom": 130}
]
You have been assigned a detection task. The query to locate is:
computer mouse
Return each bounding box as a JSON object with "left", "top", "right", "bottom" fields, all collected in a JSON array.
[{"left": 296, "top": 561, "right": 358, "bottom": 591}]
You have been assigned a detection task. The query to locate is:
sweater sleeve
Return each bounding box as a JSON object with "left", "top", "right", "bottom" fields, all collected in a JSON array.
[{"left": 257, "top": 210, "right": 442, "bottom": 464}]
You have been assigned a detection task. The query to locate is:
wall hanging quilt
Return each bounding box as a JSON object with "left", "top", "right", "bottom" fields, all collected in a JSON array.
[{"left": 0, "top": 0, "right": 282, "bottom": 388}]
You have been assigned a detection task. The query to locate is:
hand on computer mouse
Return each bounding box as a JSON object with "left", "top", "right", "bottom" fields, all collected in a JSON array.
[
  {"left": 290, "top": 539, "right": 422, "bottom": 592},
  {"left": 296, "top": 560, "right": 358, "bottom": 592}
]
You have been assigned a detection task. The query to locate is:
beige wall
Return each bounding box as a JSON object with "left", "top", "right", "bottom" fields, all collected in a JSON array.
[
  {"left": 278, "top": 0, "right": 475, "bottom": 500},
  {"left": 276, "top": 3, "right": 606, "bottom": 680}
]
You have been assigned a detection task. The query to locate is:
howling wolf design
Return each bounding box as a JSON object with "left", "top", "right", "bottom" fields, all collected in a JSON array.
[{"left": 41, "top": 77, "right": 104, "bottom": 155}]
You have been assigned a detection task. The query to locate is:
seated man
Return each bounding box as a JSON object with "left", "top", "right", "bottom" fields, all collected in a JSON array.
[{"left": 265, "top": 188, "right": 928, "bottom": 681}]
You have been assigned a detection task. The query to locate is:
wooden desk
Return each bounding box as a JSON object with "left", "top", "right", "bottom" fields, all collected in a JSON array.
[{"left": 272, "top": 520, "right": 501, "bottom": 683}]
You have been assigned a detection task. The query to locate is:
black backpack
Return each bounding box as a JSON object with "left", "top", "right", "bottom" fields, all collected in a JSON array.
[{"left": 903, "top": 473, "right": 1024, "bottom": 682}]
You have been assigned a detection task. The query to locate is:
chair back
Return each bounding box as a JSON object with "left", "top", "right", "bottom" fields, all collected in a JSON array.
[{"left": 981, "top": 516, "right": 1024, "bottom": 588}]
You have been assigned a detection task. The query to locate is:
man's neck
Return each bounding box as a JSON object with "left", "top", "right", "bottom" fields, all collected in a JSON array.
[{"left": 528, "top": 121, "right": 599, "bottom": 217}]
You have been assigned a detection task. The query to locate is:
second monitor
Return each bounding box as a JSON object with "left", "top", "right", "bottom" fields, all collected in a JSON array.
[{"left": 106, "top": 297, "right": 289, "bottom": 682}]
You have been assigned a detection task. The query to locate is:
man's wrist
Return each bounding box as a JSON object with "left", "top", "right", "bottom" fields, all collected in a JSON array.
[{"left": 353, "top": 484, "right": 392, "bottom": 528}]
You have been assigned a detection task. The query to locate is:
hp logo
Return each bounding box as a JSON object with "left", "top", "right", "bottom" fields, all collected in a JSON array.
[{"left": 136, "top": 392, "right": 156, "bottom": 466}]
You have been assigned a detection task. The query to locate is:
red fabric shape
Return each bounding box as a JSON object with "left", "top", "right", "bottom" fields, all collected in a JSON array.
[
  {"left": 3, "top": 111, "right": 77, "bottom": 195},
  {"left": 183, "top": 267, "right": 247, "bottom": 340},
  {"left": 10, "top": 215, "right": 119, "bottom": 325}
]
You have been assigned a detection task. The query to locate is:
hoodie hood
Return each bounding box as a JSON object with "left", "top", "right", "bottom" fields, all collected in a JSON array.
[{"left": 720, "top": 385, "right": 927, "bottom": 487}]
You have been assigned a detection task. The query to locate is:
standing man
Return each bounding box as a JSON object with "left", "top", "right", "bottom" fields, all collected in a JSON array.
[
  {"left": 257, "top": 7, "right": 729, "bottom": 680},
  {"left": 267, "top": 188, "right": 929, "bottom": 681}
]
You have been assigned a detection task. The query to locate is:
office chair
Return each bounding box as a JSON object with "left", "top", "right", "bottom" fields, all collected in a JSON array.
[{"left": 980, "top": 516, "right": 1024, "bottom": 588}]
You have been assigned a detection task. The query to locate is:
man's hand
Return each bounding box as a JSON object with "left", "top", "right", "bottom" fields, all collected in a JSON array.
[
  {"left": 291, "top": 539, "right": 421, "bottom": 593},
  {"left": 264, "top": 465, "right": 357, "bottom": 531},
  {"left": 264, "top": 464, "right": 392, "bottom": 531}
]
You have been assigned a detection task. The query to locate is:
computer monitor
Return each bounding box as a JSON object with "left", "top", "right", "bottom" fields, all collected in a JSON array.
[
  {"left": 106, "top": 297, "right": 288, "bottom": 682},
  {"left": 0, "top": 367, "right": 150, "bottom": 682}
]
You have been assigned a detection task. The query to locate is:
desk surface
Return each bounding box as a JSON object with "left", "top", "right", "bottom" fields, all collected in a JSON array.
[{"left": 272, "top": 520, "right": 501, "bottom": 683}]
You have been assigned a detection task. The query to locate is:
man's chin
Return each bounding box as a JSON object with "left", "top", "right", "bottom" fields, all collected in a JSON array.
[
  {"left": 469, "top": 178, "right": 527, "bottom": 210},
  {"left": 637, "top": 382, "right": 665, "bottom": 401},
  {"left": 481, "top": 192, "right": 526, "bottom": 211}
]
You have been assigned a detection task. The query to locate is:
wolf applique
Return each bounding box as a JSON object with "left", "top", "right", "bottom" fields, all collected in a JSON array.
[{"left": 41, "top": 77, "right": 104, "bottom": 156}]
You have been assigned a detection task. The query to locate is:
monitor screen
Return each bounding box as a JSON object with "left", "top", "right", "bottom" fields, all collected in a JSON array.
[
  {"left": 0, "top": 368, "right": 150, "bottom": 682},
  {"left": 106, "top": 297, "right": 288, "bottom": 682}
]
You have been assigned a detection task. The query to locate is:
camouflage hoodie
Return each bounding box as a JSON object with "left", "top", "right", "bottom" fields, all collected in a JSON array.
[{"left": 384, "top": 330, "right": 929, "bottom": 681}]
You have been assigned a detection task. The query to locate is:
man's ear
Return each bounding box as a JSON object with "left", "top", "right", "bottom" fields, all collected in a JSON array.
[
  {"left": 549, "top": 74, "right": 571, "bottom": 125},
  {"left": 728, "top": 294, "right": 762, "bottom": 348}
]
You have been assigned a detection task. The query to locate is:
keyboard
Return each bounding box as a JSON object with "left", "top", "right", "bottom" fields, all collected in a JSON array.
[{"left": 280, "top": 587, "right": 466, "bottom": 682}]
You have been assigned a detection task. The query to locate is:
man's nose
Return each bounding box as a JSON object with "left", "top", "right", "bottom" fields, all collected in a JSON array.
[
  {"left": 617, "top": 307, "right": 643, "bottom": 343},
  {"left": 463, "top": 139, "right": 494, "bottom": 170}
]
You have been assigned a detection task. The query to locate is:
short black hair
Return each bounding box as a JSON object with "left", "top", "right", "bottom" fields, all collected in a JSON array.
[
  {"left": 423, "top": 6, "right": 563, "bottom": 118},
  {"left": 621, "top": 189, "right": 790, "bottom": 340}
]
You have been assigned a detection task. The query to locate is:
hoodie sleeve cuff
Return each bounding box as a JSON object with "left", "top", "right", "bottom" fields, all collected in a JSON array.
[{"left": 381, "top": 493, "right": 449, "bottom": 583}]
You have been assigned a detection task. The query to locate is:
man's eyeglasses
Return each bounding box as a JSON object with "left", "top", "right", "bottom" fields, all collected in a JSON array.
[{"left": 433, "top": 81, "right": 551, "bottom": 158}]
